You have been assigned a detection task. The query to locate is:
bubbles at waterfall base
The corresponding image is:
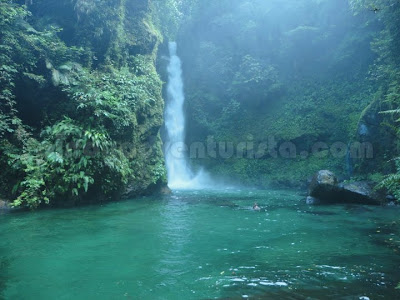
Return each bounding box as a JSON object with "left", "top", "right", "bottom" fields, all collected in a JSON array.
[{"left": 168, "top": 169, "right": 214, "bottom": 190}]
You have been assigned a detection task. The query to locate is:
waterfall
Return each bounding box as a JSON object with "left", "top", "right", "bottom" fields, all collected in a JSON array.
[
  {"left": 164, "top": 42, "right": 211, "bottom": 189},
  {"left": 346, "top": 143, "right": 353, "bottom": 177},
  {"left": 164, "top": 42, "right": 193, "bottom": 189}
]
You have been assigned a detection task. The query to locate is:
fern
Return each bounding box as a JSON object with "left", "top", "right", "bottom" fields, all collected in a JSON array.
[
  {"left": 378, "top": 159, "right": 400, "bottom": 200},
  {"left": 379, "top": 109, "right": 400, "bottom": 115}
]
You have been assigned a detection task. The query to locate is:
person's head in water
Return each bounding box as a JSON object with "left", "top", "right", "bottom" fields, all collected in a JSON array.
[{"left": 253, "top": 202, "right": 260, "bottom": 210}]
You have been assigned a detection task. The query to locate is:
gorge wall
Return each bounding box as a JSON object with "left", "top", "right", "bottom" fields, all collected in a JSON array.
[{"left": 0, "top": 0, "right": 170, "bottom": 208}]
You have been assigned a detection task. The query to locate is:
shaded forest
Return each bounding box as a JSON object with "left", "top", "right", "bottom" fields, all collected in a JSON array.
[{"left": 178, "top": 0, "right": 400, "bottom": 191}]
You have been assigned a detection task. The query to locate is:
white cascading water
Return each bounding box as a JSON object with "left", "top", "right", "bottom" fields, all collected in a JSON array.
[{"left": 164, "top": 42, "right": 210, "bottom": 189}]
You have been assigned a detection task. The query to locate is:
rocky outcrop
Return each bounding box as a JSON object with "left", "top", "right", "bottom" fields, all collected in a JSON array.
[
  {"left": 355, "top": 99, "right": 397, "bottom": 175},
  {"left": 159, "top": 186, "right": 172, "bottom": 195},
  {"left": 308, "top": 170, "right": 339, "bottom": 203},
  {"left": 122, "top": 178, "right": 170, "bottom": 199},
  {"left": 0, "top": 200, "right": 12, "bottom": 212},
  {"left": 338, "top": 181, "right": 382, "bottom": 205},
  {"left": 307, "top": 170, "right": 383, "bottom": 205}
]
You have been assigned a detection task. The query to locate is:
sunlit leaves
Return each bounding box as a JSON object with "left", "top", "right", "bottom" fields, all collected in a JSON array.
[{"left": 47, "top": 152, "right": 64, "bottom": 164}]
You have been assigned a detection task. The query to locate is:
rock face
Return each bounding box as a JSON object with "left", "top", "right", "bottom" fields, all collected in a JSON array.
[
  {"left": 159, "top": 186, "right": 172, "bottom": 195},
  {"left": 122, "top": 180, "right": 170, "bottom": 199},
  {"left": 0, "top": 200, "right": 12, "bottom": 212},
  {"left": 307, "top": 170, "right": 382, "bottom": 205},
  {"left": 355, "top": 100, "right": 397, "bottom": 175}
]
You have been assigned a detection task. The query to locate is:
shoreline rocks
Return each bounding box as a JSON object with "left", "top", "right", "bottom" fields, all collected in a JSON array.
[
  {"left": 338, "top": 181, "right": 382, "bottom": 205},
  {"left": 307, "top": 170, "right": 384, "bottom": 206},
  {"left": 0, "top": 199, "right": 12, "bottom": 213}
]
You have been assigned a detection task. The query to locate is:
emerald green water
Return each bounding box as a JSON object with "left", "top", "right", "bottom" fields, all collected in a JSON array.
[{"left": 1, "top": 189, "right": 400, "bottom": 299}]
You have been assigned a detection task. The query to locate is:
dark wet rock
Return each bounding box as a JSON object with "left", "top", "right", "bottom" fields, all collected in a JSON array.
[
  {"left": 306, "top": 196, "right": 320, "bottom": 205},
  {"left": 358, "top": 123, "right": 369, "bottom": 136},
  {"left": 386, "top": 195, "right": 396, "bottom": 201},
  {"left": 159, "top": 186, "right": 172, "bottom": 195},
  {"left": 0, "top": 200, "right": 12, "bottom": 212},
  {"left": 339, "top": 181, "right": 382, "bottom": 205},
  {"left": 122, "top": 179, "right": 169, "bottom": 199},
  {"left": 308, "top": 170, "right": 340, "bottom": 204},
  {"left": 355, "top": 100, "right": 397, "bottom": 175},
  {"left": 307, "top": 170, "right": 383, "bottom": 205}
]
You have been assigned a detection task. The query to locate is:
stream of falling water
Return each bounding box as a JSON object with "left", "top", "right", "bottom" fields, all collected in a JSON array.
[{"left": 164, "top": 42, "right": 210, "bottom": 189}]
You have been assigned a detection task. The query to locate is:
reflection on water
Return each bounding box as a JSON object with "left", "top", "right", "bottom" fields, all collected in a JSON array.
[
  {"left": 159, "top": 196, "right": 193, "bottom": 280},
  {"left": 0, "top": 188, "right": 400, "bottom": 299}
]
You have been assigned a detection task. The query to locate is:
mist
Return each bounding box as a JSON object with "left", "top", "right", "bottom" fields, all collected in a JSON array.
[{"left": 160, "top": 0, "right": 392, "bottom": 189}]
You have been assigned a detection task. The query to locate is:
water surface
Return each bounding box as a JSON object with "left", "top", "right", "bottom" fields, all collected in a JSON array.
[{"left": 1, "top": 189, "right": 400, "bottom": 299}]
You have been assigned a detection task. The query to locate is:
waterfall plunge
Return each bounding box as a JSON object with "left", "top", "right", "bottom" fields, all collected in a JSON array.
[{"left": 164, "top": 42, "right": 210, "bottom": 189}]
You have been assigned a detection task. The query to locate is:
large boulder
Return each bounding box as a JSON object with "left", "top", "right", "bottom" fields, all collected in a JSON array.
[
  {"left": 0, "top": 199, "right": 12, "bottom": 212},
  {"left": 307, "top": 170, "right": 383, "bottom": 205},
  {"left": 339, "top": 181, "right": 382, "bottom": 205},
  {"left": 309, "top": 170, "right": 341, "bottom": 204}
]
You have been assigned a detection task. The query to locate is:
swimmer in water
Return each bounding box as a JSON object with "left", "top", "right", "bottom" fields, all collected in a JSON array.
[{"left": 253, "top": 202, "right": 261, "bottom": 211}]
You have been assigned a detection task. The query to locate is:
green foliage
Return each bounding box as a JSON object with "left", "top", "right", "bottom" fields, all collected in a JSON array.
[
  {"left": 62, "top": 55, "right": 163, "bottom": 141},
  {"left": 179, "top": 0, "right": 384, "bottom": 184},
  {"left": 209, "top": 153, "right": 344, "bottom": 189},
  {"left": 10, "top": 118, "right": 133, "bottom": 209},
  {"left": 377, "top": 159, "right": 400, "bottom": 200},
  {"left": 232, "top": 55, "right": 281, "bottom": 107},
  {"left": 0, "top": 0, "right": 168, "bottom": 208},
  {"left": 349, "top": 0, "right": 400, "bottom": 194},
  {"left": 151, "top": 160, "right": 167, "bottom": 185},
  {"left": 152, "top": 0, "right": 198, "bottom": 39},
  {"left": 0, "top": 2, "right": 27, "bottom": 139}
]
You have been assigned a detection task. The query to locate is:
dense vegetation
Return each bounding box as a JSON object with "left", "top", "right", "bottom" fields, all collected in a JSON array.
[
  {"left": 0, "top": 0, "right": 399, "bottom": 208},
  {"left": 178, "top": 0, "right": 400, "bottom": 190},
  {"left": 0, "top": 0, "right": 172, "bottom": 208}
]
